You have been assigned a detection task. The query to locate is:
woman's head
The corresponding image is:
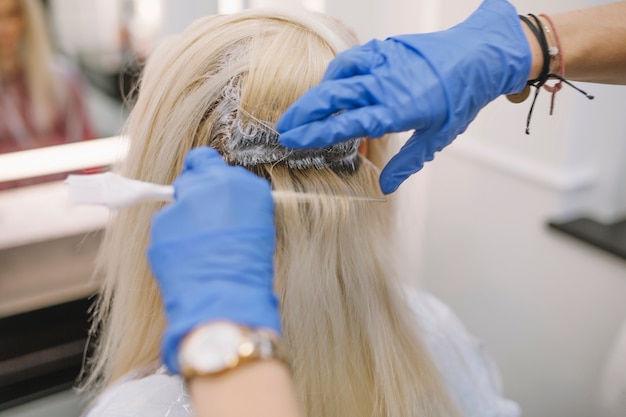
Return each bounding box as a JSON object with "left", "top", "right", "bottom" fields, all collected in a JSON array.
[
  {"left": 122, "top": 8, "right": 363, "bottom": 185},
  {"left": 89, "top": 8, "right": 458, "bottom": 417}
]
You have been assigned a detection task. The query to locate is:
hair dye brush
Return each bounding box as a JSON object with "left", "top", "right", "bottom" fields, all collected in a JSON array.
[{"left": 66, "top": 172, "right": 386, "bottom": 209}]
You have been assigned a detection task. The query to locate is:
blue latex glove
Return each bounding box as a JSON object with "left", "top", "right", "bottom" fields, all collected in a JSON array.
[
  {"left": 277, "top": 0, "right": 531, "bottom": 194},
  {"left": 147, "top": 147, "right": 280, "bottom": 373}
]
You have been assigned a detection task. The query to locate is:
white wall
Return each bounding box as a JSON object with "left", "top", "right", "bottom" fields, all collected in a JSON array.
[
  {"left": 160, "top": 0, "right": 216, "bottom": 36},
  {"left": 396, "top": 0, "right": 626, "bottom": 416},
  {"left": 420, "top": 145, "right": 626, "bottom": 416}
]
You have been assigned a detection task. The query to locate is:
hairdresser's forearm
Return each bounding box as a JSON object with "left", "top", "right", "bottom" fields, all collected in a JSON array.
[
  {"left": 187, "top": 361, "right": 302, "bottom": 417},
  {"left": 527, "top": 1, "right": 626, "bottom": 85}
]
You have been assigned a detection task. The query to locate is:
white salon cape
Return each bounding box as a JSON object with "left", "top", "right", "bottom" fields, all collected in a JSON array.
[{"left": 85, "top": 291, "right": 521, "bottom": 417}]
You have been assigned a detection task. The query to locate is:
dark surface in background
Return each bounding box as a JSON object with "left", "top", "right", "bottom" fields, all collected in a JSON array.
[
  {"left": 0, "top": 298, "right": 92, "bottom": 411},
  {"left": 549, "top": 217, "right": 626, "bottom": 260},
  {"left": 78, "top": 59, "right": 141, "bottom": 104},
  {"left": 41, "top": 0, "right": 141, "bottom": 106}
]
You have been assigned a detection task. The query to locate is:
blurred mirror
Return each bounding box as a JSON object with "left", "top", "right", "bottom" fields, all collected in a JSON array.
[
  {"left": 0, "top": 0, "right": 132, "bottom": 189},
  {"left": 49, "top": 0, "right": 160, "bottom": 109},
  {"left": 0, "top": 0, "right": 95, "bottom": 188},
  {"left": 0, "top": 0, "right": 222, "bottom": 190}
]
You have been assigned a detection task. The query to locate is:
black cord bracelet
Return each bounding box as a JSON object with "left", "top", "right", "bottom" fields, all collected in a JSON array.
[
  {"left": 522, "top": 14, "right": 550, "bottom": 87},
  {"left": 507, "top": 14, "right": 594, "bottom": 134}
]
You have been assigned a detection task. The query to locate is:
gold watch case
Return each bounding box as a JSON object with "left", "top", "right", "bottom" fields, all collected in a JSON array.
[{"left": 178, "top": 322, "right": 284, "bottom": 379}]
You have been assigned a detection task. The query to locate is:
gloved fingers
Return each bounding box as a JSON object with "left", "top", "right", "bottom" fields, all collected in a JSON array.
[
  {"left": 277, "top": 75, "right": 378, "bottom": 134},
  {"left": 183, "top": 146, "right": 224, "bottom": 172},
  {"left": 152, "top": 147, "right": 274, "bottom": 242},
  {"left": 181, "top": 146, "right": 267, "bottom": 179},
  {"left": 379, "top": 131, "right": 433, "bottom": 194},
  {"left": 280, "top": 105, "right": 392, "bottom": 149},
  {"left": 175, "top": 147, "right": 270, "bottom": 199},
  {"left": 150, "top": 195, "right": 272, "bottom": 244},
  {"left": 323, "top": 41, "right": 383, "bottom": 81}
]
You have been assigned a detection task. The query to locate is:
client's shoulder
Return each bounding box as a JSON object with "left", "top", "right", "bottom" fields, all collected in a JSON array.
[
  {"left": 84, "top": 367, "right": 191, "bottom": 417},
  {"left": 403, "top": 288, "right": 470, "bottom": 336},
  {"left": 403, "top": 287, "right": 522, "bottom": 417}
]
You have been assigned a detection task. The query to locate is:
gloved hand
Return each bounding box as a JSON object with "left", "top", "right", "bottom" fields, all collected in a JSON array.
[
  {"left": 277, "top": 0, "right": 531, "bottom": 194},
  {"left": 147, "top": 147, "right": 280, "bottom": 373}
]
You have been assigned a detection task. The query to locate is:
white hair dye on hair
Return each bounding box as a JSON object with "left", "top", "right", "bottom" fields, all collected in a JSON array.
[{"left": 214, "top": 77, "right": 362, "bottom": 171}]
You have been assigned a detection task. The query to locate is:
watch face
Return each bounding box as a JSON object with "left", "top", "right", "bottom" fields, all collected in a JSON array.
[{"left": 185, "top": 323, "right": 243, "bottom": 373}]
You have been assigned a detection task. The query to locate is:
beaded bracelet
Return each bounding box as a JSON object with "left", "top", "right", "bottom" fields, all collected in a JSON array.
[{"left": 506, "top": 14, "right": 594, "bottom": 134}]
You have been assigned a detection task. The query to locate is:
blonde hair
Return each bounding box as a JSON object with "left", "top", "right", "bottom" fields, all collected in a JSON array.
[
  {"left": 2, "top": 0, "right": 67, "bottom": 133},
  {"left": 85, "top": 8, "right": 460, "bottom": 417}
]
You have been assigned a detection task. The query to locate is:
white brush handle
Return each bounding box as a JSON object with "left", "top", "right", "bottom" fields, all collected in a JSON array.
[
  {"left": 135, "top": 183, "right": 174, "bottom": 202},
  {"left": 67, "top": 172, "right": 386, "bottom": 209}
]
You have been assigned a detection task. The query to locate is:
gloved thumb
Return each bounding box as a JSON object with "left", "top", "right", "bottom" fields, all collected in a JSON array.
[
  {"left": 379, "top": 131, "right": 435, "bottom": 194},
  {"left": 183, "top": 146, "right": 225, "bottom": 173},
  {"left": 175, "top": 147, "right": 233, "bottom": 201}
]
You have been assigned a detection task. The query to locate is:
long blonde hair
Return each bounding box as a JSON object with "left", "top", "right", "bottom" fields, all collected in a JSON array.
[
  {"left": 2, "top": 0, "right": 66, "bottom": 133},
  {"left": 85, "top": 8, "right": 460, "bottom": 417}
]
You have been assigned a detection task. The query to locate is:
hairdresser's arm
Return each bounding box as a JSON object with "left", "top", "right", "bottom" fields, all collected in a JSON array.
[
  {"left": 277, "top": 0, "right": 626, "bottom": 194},
  {"left": 147, "top": 147, "right": 302, "bottom": 417},
  {"left": 523, "top": 2, "right": 626, "bottom": 83},
  {"left": 278, "top": 0, "right": 531, "bottom": 194},
  {"left": 549, "top": 1, "right": 626, "bottom": 84},
  {"left": 188, "top": 361, "right": 300, "bottom": 417}
]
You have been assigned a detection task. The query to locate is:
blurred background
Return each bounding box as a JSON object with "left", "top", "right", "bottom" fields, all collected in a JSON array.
[{"left": 0, "top": 1, "right": 624, "bottom": 416}]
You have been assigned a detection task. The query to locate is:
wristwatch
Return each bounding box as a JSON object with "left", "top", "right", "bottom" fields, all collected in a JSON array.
[{"left": 178, "top": 321, "right": 285, "bottom": 379}]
